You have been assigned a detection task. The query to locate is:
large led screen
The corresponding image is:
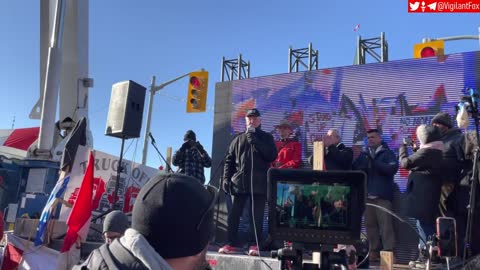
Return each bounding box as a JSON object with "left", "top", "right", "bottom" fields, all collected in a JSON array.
[{"left": 214, "top": 51, "right": 480, "bottom": 191}]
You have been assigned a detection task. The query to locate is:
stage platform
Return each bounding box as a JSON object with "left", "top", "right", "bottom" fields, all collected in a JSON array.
[
  {"left": 205, "top": 249, "right": 460, "bottom": 270},
  {"left": 206, "top": 251, "right": 415, "bottom": 270}
]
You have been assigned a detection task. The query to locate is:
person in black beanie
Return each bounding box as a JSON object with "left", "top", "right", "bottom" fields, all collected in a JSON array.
[
  {"left": 74, "top": 174, "right": 218, "bottom": 270},
  {"left": 103, "top": 210, "right": 129, "bottom": 244},
  {"left": 172, "top": 130, "right": 212, "bottom": 184},
  {"left": 219, "top": 108, "right": 278, "bottom": 256}
]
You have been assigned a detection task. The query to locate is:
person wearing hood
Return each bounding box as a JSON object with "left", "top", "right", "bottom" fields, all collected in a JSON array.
[
  {"left": 172, "top": 130, "right": 212, "bottom": 184},
  {"left": 74, "top": 174, "right": 218, "bottom": 270},
  {"left": 353, "top": 128, "right": 398, "bottom": 262},
  {"left": 399, "top": 124, "right": 444, "bottom": 238}
]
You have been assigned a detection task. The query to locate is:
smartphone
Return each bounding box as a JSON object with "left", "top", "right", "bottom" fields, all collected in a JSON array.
[{"left": 436, "top": 217, "right": 458, "bottom": 257}]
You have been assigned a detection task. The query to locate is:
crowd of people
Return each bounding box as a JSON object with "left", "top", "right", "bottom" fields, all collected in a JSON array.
[{"left": 67, "top": 108, "right": 480, "bottom": 269}]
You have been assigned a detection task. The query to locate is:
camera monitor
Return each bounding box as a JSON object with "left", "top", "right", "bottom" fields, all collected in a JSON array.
[{"left": 268, "top": 168, "right": 366, "bottom": 245}]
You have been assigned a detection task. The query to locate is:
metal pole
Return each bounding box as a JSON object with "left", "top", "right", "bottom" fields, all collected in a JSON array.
[
  {"left": 247, "top": 61, "right": 250, "bottom": 78},
  {"left": 221, "top": 57, "right": 225, "bottom": 82},
  {"left": 356, "top": 35, "right": 362, "bottom": 65},
  {"left": 140, "top": 71, "right": 197, "bottom": 165},
  {"left": 112, "top": 136, "right": 125, "bottom": 210},
  {"left": 288, "top": 47, "right": 292, "bottom": 73},
  {"left": 141, "top": 76, "right": 156, "bottom": 165},
  {"left": 381, "top": 32, "right": 385, "bottom": 62},
  {"left": 37, "top": 0, "right": 65, "bottom": 155},
  {"left": 315, "top": 50, "right": 319, "bottom": 70},
  {"left": 238, "top": 54, "right": 242, "bottom": 80},
  {"left": 308, "top": 43, "right": 312, "bottom": 71}
]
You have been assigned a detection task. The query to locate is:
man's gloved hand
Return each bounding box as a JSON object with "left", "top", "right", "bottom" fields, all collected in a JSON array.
[
  {"left": 222, "top": 180, "right": 232, "bottom": 194},
  {"left": 196, "top": 141, "right": 205, "bottom": 152},
  {"left": 180, "top": 141, "right": 190, "bottom": 151},
  {"left": 246, "top": 132, "right": 257, "bottom": 145}
]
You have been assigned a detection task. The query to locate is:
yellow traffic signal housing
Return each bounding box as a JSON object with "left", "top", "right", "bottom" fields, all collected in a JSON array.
[
  {"left": 187, "top": 71, "right": 208, "bottom": 113},
  {"left": 413, "top": 40, "right": 445, "bottom": 59}
]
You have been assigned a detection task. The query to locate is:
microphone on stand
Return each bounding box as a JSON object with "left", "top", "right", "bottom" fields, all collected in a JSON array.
[
  {"left": 149, "top": 132, "right": 156, "bottom": 144},
  {"left": 148, "top": 132, "right": 173, "bottom": 173}
]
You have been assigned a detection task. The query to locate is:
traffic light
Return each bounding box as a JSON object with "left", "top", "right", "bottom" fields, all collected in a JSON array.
[
  {"left": 413, "top": 40, "right": 445, "bottom": 59},
  {"left": 187, "top": 71, "right": 208, "bottom": 113}
]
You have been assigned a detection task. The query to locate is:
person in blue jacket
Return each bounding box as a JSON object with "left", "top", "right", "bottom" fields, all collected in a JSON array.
[{"left": 353, "top": 128, "right": 399, "bottom": 262}]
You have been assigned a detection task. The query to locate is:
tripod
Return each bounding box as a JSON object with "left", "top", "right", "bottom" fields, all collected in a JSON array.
[{"left": 463, "top": 104, "right": 480, "bottom": 261}]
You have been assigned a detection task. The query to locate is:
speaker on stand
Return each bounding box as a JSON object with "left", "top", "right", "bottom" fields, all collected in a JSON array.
[{"left": 105, "top": 80, "right": 146, "bottom": 210}]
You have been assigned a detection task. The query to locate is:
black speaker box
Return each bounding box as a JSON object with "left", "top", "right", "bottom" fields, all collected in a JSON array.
[{"left": 105, "top": 80, "right": 146, "bottom": 139}]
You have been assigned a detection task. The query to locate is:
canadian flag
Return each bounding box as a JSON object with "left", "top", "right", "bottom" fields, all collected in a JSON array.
[{"left": 61, "top": 150, "right": 95, "bottom": 252}]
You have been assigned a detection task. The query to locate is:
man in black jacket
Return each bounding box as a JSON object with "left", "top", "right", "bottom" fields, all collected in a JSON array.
[
  {"left": 353, "top": 129, "right": 398, "bottom": 262},
  {"left": 219, "top": 108, "right": 278, "bottom": 256},
  {"left": 308, "top": 128, "right": 353, "bottom": 170}
]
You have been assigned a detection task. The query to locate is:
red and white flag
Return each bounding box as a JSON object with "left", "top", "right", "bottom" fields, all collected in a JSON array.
[
  {"left": 61, "top": 150, "right": 95, "bottom": 253},
  {"left": 353, "top": 24, "right": 360, "bottom": 32}
]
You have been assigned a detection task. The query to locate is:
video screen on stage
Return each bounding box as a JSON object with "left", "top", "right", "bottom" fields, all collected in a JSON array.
[
  {"left": 276, "top": 182, "right": 351, "bottom": 230},
  {"left": 215, "top": 51, "right": 480, "bottom": 191}
]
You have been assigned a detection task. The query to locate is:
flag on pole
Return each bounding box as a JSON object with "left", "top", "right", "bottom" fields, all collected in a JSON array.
[
  {"left": 61, "top": 150, "right": 95, "bottom": 253},
  {"left": 34, "top": 175, "right": 70, "bottom": 246},
  {"left": 353, "top": 24, "right": 360, "bottom": 32}
]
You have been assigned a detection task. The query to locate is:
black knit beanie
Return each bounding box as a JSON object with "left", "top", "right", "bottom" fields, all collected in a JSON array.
[
  {"left": 132, "top": 174, "right": 217, "bottom": 259},
  {"left": 183, "top": 130, "right": 196, "bottom": 141},
  {"left": 432, "top": 112, "right": 453, "bottom": 129},
  {"left": 103, "top": 210, "right": 129, "bottom": 234}
]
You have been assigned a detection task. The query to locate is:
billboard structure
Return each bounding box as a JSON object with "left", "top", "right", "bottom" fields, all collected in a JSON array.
[{"left": 212, "top": 51, "right": 480, "bottom": 192}]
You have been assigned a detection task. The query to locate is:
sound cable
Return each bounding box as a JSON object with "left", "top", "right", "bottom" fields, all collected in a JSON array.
[
  {"left": 250, "top": 145, "right": 273, "bottom": 270},
  {"left": 366, "top": 202, "right": 427, "bottom": 246}
]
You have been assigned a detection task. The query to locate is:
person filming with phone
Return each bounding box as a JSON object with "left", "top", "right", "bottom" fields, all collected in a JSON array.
[
  {"left": 172, "top": 130, "right": 212, "bottom": 184},
  {"left": 399, "top": 125, "right": 445, "bottom": 242}
]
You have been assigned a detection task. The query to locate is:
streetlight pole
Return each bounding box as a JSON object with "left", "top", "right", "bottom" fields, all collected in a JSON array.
[{"left": 141, "top": 70, "right": 201, "bottom": 165}]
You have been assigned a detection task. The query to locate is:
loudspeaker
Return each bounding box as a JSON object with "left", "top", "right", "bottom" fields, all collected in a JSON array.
[{"left": 105, "top": 80, "right": 146, "bottom": 139}]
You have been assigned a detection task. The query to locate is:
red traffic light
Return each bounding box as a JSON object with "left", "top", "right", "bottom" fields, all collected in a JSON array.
[
  {"left": 420, "top": 47, "right": 436, "bottom": 58},
  {"left": 190, "top": 76, "right": 201, "bottom": 88}
]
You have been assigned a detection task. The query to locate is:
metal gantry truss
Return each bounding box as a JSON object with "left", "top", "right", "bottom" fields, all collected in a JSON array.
[
  {"left": 221, "top": 54, "right": 250, "bottom": 82},
  {"left": 355, "top": 32, "right": 388, "bottom": 65},
  {"left": 288, "top": 42, "right": 319, "bottom": 73}
]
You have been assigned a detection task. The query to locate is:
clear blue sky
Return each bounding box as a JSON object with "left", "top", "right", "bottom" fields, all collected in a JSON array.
[{"left": 0, "top": 0, "right": 478, "bottom": 182}]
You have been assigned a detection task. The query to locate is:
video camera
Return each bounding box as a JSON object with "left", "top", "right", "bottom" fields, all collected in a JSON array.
[
  {"left": 267, "top": 169, "right": 367, "bottom": 270},
  {"left": 267, "top": 168, "right": 366, "bottom": 246}
]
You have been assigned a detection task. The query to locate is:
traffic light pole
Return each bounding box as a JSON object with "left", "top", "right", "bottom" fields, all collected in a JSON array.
[
  {"left": 141, "top": 71, "right": 197, "bottom": 165},
  {"left": 422, "top": 27, "right": 480, "bottom": 43}
]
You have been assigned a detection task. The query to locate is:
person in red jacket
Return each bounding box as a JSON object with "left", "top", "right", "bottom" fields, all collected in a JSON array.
[{"left": 273, "top": 120, "right": 302, "bottom": 169}]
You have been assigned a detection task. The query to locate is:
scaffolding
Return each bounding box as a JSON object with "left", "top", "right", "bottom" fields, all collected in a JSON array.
[
  {"left": 355, "top": 32, "right": 388, "bottom": 65},
  {"left": 288, "top": 42, "right": 319, "bottom": 73},
  {"left": 221, "top": 54, "right": 250, "bottom": 81}
]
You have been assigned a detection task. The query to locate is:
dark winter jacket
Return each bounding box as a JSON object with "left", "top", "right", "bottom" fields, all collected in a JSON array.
[
  {"left": 308, "top": 143, "right": 353, "bottom": 170},
  {"left": 352, "top": 142, "right": 399, "bottom": 201},
  {"left": 74, "top": 229, "right": 172, "bottom": 270},
  {"left": 223, "top": 128, "right": 277, "bottom": 195},
  {"left": 399, "top": 144, "right": 444, "bottom": 224},
  {"left": 440, "top": 128, "right": 465, "bottom": 184},
  {"left": 172, "top": 143, "right": 211, "bottom": 184}
]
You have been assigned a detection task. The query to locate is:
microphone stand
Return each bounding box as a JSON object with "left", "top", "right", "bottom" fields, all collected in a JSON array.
[
  {"left": 463, "top": 102, "right": 480, "bottom": 262},
  {"left": 149, "top": 134, "right": 173, "bottom": 173}
]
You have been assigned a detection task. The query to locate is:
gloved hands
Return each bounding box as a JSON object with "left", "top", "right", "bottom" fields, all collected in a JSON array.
[
  {"left": 222, "top": 180, "right": 232, "bottom": 194},
  {"left": 180, "top": 141, "right": 191, "bottom": 151},
  {"left": 246, "top": 132, "right": 257, "bottom": 145},
  {"left": 196, "top": 141, "right": 205, "bottom": 152}
]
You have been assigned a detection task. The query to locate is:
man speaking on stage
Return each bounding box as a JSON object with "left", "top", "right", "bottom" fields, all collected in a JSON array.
[{"left": 219, "top": 108, "right": 277, "bottom": 256}]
